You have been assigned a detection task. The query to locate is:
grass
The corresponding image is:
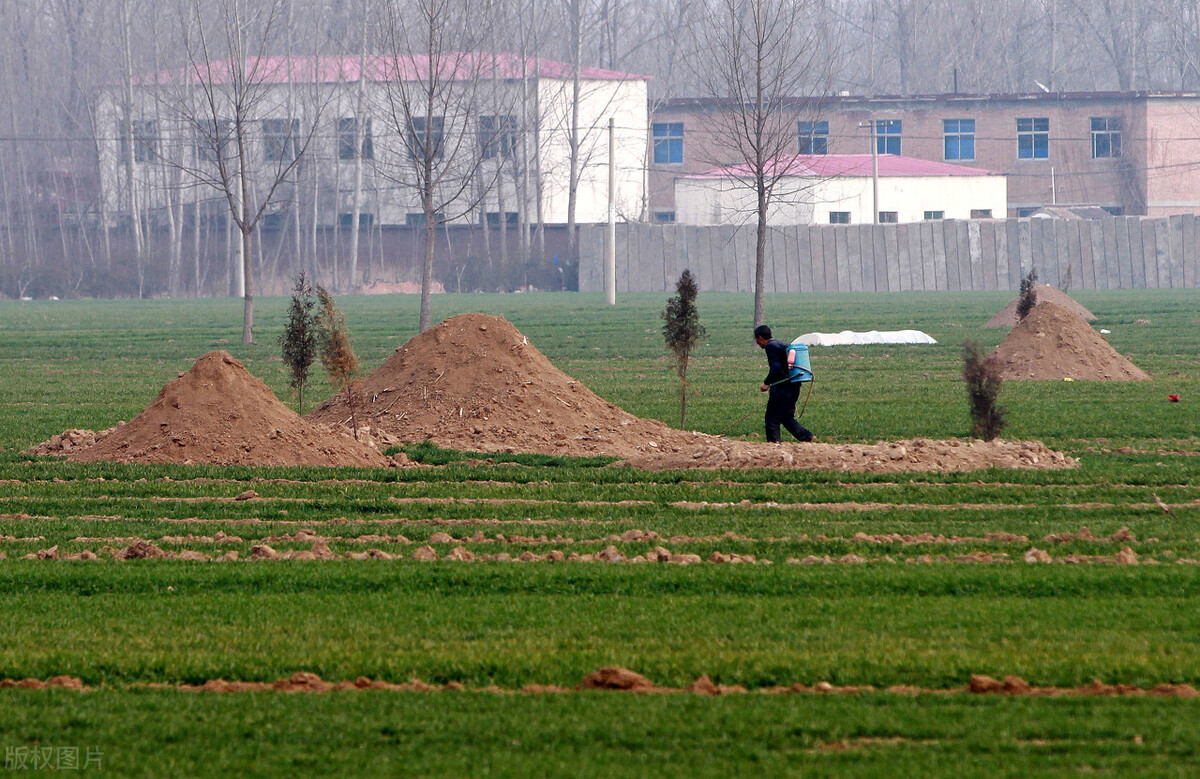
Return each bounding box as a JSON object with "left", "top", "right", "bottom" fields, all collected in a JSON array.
[
  {"left": 1, "top": 565, "right": 1200, "bottom": 688},
  {"left": 5, "top": 691, "right": 1199, "bottom": 777},
  {"left": 1, "top": 289, "right": 1197, "bottom": 449},
  {"left": 1, "top": 289, "right": 1200, "bottom": 774}
]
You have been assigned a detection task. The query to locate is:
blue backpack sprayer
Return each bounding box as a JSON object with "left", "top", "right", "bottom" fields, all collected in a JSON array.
[
  {"left": 719, "top": 339, "right": 815, "bottom": 437},
  {"left": 785, "top": 340, "right": 816, "bottom": 418}
]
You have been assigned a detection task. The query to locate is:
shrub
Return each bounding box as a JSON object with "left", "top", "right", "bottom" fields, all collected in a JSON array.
[
  {"left": 962, "top": 339, "right": 1007, "bottom": 441},
  {"left": 277, "top": 273, "right": 318, "bottom": 413},
  {"left": 1016, "top": 268, "right": 1039, "bottom": 321},
  {"left": 661, "top": 269, "right": 706, "bottom": 428},
  {"left": 315, "top": 285, "right": 361, "bottom": 438}
]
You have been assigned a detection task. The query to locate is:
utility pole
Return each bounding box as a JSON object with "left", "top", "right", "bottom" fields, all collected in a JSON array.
[
  {"left": 859, "top": 120, "right": 880, "bottom": 224},
  {"left": 606, "top": 116, "right": 616, "bottom": 305}
]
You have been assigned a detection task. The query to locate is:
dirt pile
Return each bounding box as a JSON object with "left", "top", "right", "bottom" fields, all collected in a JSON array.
[
  {"left": 308, "top": 313, "right": 697, "bottom": 459},
  {"left": 615, "top": 438, "right": 1073, "bottom": 472},
  {"left": 986, "top": 302, "right": 1148, "bottom": 381},
  {"left": 26, "top": 426, "right": 122, "bottom": 456},
  {"left": 985, "top": 285, "right": 1095, "bottom": 327},
  {"left": 578, "top": 667, "right": 656, "bottom": 691},
  {"left": 69, "top": 351, "right": 388, "bottom": 467}
]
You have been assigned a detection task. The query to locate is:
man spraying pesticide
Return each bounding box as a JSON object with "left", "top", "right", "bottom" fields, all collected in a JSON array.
[{"left": 753, "top": 324, "right": 814, "bottom": 442}]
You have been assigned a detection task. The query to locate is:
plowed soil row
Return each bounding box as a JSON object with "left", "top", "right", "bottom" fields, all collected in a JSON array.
[
  {"left": 4, "top": 669, "right": 1200, "bottom": 698},
  {"left": 0, "top": 514, "right": 650, "bottom": 527},
  {"left": 3, "top": 495, "right": 1194, "bottom": 519},
  {"left": 29, "top": 525, "right": 1141, "bottom": 547},
  {"left": 9, "top": 539, "right": 1184, "bottom": 565}
]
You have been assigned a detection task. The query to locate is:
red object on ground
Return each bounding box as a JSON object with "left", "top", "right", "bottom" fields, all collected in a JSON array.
[{"left": 1168, "top": 394, "right": 1181, "bottom": 402}]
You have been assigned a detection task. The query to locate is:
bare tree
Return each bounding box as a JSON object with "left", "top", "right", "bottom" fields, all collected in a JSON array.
[
  {"left": 344, "top": 0, "right": 372, "bottom": 291},
  {"left": 696, "top": 0, "right": 838, "bottom": 327},
  {"left": 563, "top": 0, "right": 587, "bottom": 272},
  {"left": 1062, "top": 0, "right": 1150, "bottom": 90},
  {"left": 375, "top": 0, "right": 512, "bottom": 331},
  {"left": 171, "top": 0, "right": 328, "bottom": 343}
]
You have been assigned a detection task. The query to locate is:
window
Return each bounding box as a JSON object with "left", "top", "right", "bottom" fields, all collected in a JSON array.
[
  {"left": 1102, "top": 205, "right": 1124, "bottom": 216},
  {"left": 943, "top": 119, "right": 975, "bottom": 160},
  {"left": 878, "top": 211, "right": 898, "bottom": 223},
  {"left": 484, "top": 211, "right": 519, "bottom": 226},
  {"left": 873, "top": 119, "right": 901, "bottom": 155},
  {"left": 196, "top": 119, "right": 233, "bottom": 164},
  {"left": 970, "top": 209, "right": 992, "bottom": 219},
  {"left": 338, "top": 118, "right": 373, "bottom": 160},
  {"left": 480, "top": 115, "right": 518, "bottom": 160},
  {"left": 829, "top": 211, "right": 851, "bottom": 224},
  {"left": 120, "top": 120, "right": 158, "bottom": 163},
  {"left": 338, "top": 213, "right": 374, "bottom": 227},
  {"left": 798, "top": 120, "right": 829, "bottom": 154},
  {"left": 652, "top": 122, "right": 683, "bottom": 164},
  {"left": 262, "top": 118, "right": 299, "bottom": 163},
  {"left": 1017, "top": 207, "right": 1037, "bottom": 217},
  {"left": 924, "top": 211, "right": 944, "bottom": 220},
  {"left": 261, "top": 213, "right": 287, "bottom": 230},
  {"left": 408, "top": 116, "right": 444, "bottom": 159},
  {"left": 654, "top": 211, "right": 676, "bottom": 223},
  {"left": 1017, "top": 117, "right": 1049, "bottom": 159},
  {"left": 1091, "top": 117, "right": 1122, "bottom": 158},
  {"left": 405, "top": 212, "right": 444, "bottom": 226}
]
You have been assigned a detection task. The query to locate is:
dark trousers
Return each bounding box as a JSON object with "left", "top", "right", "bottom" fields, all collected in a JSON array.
[{"left": 765, "top": 382, "right": 813, "bottom": 442}]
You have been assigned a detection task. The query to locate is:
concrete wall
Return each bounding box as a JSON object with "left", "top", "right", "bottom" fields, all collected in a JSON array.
[{"left": 578, "top": 215, "right": 1200, "bottom": 293}]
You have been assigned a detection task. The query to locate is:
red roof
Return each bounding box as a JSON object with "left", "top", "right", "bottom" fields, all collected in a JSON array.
[
  {"left": 682, "top": 154, "right": 1003, "bottom": 180},
  {"left": 140, "top": 53, "right": 648, "bottom": 86}
]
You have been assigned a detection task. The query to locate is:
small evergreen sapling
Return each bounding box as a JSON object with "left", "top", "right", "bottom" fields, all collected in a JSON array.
[
  {"left": 661, "top": 269, "right": 706, "bottom": 428},
  {"left": 962, "top": 339, "right": 1007, "bottom": 441},
  {"left": 315, "top": 284, "right": 362, "bottom": 438},
  {"left": 1016, "top": 268, "right": 1039, "bottom": 321},
  {"left": 277, "top": 273, "right": 318, "bottom": 413}
]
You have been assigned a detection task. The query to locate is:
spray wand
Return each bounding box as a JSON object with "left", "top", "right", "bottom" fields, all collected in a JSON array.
[{"left": 716, "top": 376, "right": 815, "bottom": 438}]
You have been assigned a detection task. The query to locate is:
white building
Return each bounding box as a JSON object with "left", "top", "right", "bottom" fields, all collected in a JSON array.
[
  {"left": 674, "top": 154, "right": 1007, "bottom": 225},
  {"left": 96, "top": 53, "right": 649, "bottom": 229}
]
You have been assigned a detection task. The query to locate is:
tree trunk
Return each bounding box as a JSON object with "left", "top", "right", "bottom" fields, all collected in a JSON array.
[
  {"left": 242, "top": 224, "right": 254, "bottom": 344},
  {"left": 754, "top": 181, "right": 767, "bottom": 328},
  {"left": 348, "top": 6, "right": 369, "bottom": 292},
  {"left": 420, "top": 215, "right": 436, "bottom": 332},
  {"left": 679, "top": 357, "right": 688, "bottom": 428},
  {"left": 566, "top": 0, "right": 582, "bottom": 270}
]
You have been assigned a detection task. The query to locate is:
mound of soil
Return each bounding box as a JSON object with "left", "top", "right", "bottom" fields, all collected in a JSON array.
[
  {"left": 578, "top": 667, "right": 656, "bottom": 691},
  {"left": 615, "top": 438, "right": 1074, "bottom": 472},
  {"left": 985, "top": 285, "right": 1095, "bottom": 327},
  {"left": 986, "top": 302, "right": 1148, "bottom": 381},
  {"left": 69, "top": 351, "right": 388, "bottom": 467},
  {"left": 26, "top": 426, "right": 121, "bottom": 456},
  {"left": 308, "top": 313, "right": 696, "bottom": 459}
]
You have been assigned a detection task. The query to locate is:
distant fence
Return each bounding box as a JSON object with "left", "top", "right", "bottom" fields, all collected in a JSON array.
[{"left": 578, "top": 216, "right": 1200, "bottom": 293}]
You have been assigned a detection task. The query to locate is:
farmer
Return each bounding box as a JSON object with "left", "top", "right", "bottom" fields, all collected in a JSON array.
[{"left": 753, "top": 324, "right": 814, "bottom": 443}]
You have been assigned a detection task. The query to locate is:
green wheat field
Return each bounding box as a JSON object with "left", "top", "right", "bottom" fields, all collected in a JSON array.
[{"left": 1, "top": 289, "right": 1198, "bottom": 776}]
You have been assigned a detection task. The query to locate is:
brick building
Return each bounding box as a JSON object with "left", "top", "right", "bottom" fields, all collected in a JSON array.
[{"left": 649, "top": 92, "right": 1200, "bottom": 221}]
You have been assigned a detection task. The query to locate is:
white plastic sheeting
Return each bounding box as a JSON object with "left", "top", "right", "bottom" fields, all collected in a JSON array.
[{"left": 793, "top": 330, "right": 938, "bottom": 346}]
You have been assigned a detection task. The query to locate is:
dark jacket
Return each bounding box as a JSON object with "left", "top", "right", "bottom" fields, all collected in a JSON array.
[{"left": 762, "top": 338, "right": 792, "bottom": 386}]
